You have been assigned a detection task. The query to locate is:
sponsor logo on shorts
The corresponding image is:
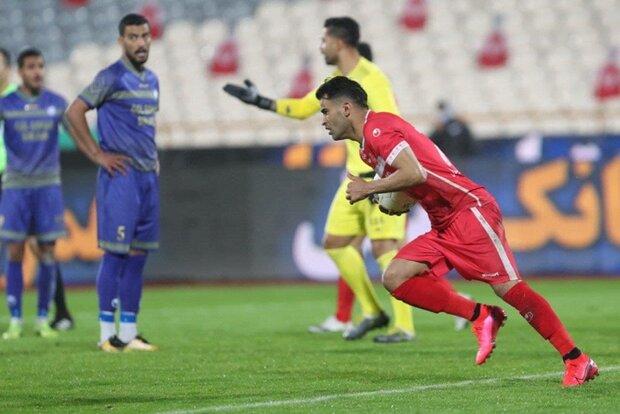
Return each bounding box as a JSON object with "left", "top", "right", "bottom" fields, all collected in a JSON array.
[
  {"left": 481, "top": 272, "right": 500, "bottom": 278},
  {"left": 0, "top": 215, "right": 4, "bottom": 227},
  {"left": 524, "top": 311, "right": 534, "bottom": 322}
]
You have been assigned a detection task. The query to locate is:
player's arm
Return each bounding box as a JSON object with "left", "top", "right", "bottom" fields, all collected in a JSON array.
[
  {"left": 273, "top": 89, "right": 321, "bottom": 120},
  {"left": 64, "top": 99, "right": 128, "bottom": 175},
  {"left": 223, "top": 80, "right": 320, "bottom": 120},
  {"left": 346, "top": 145, "right": 426, "bottom": 204}
]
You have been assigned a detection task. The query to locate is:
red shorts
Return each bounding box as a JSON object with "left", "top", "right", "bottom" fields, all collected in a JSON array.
[{"left": 396, "top": 201, "right": 521, "bottom": 285}]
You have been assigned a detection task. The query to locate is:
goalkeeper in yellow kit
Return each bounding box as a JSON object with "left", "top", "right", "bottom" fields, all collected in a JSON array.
[{"left": 224, "top": 17, "right": 414, "bottom": 342}]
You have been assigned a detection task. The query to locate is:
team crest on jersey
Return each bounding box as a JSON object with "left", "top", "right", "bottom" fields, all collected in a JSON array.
[
  {"left": 46, "top": 106, "right": 57, "bottom": 116},
  {"left": 153, "top": 90, "right": 159, "bottom": 100},
  {"left": 372, "top": 128, "right": 381, "bottom": 137}
]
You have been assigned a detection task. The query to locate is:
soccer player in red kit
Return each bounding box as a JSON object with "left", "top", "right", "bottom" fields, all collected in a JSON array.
[{"left": 315, "top": 76, "right": 598, "bottom": 387}]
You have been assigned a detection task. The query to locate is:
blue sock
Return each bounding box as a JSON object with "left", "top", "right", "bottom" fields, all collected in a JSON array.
[
  {"left": 97, "top": 252, "right": 126, "bottom": 313},
  {"left": 37, "top": 261, "right": 56, "bottom": 319},
  {"left": 119, "top": 254, "right": 147, "bottom": 314},
  {"left": 6, "top": 261, "right": 23, "bottom": 319},
  {"left": 97, "top": 252, "right": 127, "bottom": 342},
  {"left": 119, "top": 253, "right": 147, "bottom": 342}
]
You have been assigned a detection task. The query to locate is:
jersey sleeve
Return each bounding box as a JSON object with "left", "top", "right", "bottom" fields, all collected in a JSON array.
[
  {"left": 367, "top": 123, "right": 411, "bottom": 166},
  {"left": 364, "top": 72, "right": 400, "bottom": 115},
  {"left": 79, "top": 69, "right": 115, "bottom": 108},
  {"left": 275, "top": 88, "right": 321, "bottom": 120}
]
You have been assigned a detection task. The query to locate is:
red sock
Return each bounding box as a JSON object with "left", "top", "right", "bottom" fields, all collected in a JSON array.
[
  {"left": 392, "top": 273, "right": 476, "bottom": 320},
  {"left": 335, "top": 277, "right": 355, "bottom": 322},
  {"left": 502, "top": 282, "right": 575, "bottom": 357}
]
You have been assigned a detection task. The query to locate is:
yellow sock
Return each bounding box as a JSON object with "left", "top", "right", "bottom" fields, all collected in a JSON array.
[
  {"left": 377, "top": 250, "right": 415, "bottom": 335},
  {"left": 326, "top": 246, "right": 382, "bottom": 317}
]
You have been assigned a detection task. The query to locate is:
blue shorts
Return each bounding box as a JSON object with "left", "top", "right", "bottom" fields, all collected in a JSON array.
[
  {"left": 96, "top": 167, "right": 160, "bottom": 254},
  {"left": 0, "top": 184, "right": 66, "bottom": 242}
]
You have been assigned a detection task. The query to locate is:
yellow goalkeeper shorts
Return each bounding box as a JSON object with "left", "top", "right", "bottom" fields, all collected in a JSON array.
[{"left": 324, "top": 177, "right": 407, "bottom": 240}]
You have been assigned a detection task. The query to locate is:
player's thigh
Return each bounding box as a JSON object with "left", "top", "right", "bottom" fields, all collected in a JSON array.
[
  {"left": 96, "top": 168, "right": 139, "bottom": 254},
  {"left": 324, "top": 179, "right": 365, "bottom": 237},
  {"left": 384, "top": 231, "right": 451, "bottom": 291},
  {"left": 363, "top": 201, "right": 407, "bottom": 242},
  {"left": 445, "top": 204, "right": 521, "bottom": 285},
  {"left": 32, "top": 185, "right": 66, "bottom": 243},
  {"left": 0, "top": 188, "right": 32, "bottom": 242},
  {"left": 133, "top": 172, "right": 160, "bottom": 251}
]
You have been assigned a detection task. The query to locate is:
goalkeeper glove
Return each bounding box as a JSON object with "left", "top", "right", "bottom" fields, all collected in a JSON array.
[{"left": 223, "top": 79, "right": 275, "bottom": 110}]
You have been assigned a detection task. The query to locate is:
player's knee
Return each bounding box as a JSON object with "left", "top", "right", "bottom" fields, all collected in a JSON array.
[
  {"left": 7, "top": 242, "right": 26, "bottom": 261},
  {"left": 39, "top": 248, "right": 54, "bottom": 264},
  {"left": 371, "top": 239, "right": 398, "bottom": 259},
  {"left": 493, "top": 280, "right": 521, "bottom": 298},
  {"left": 323, "top": 234, "right": 354, "bottom": 250},
  {"left": 382, "top": 265, "right": 407, "bottom": 293}
]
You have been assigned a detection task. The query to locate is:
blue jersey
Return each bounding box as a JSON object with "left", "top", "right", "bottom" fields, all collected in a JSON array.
[
  {"left": 0, "top": 88, "right": 67, "bottom": 188},
  {"left": 79, "top": 57, "right": 159, "bottom": 171}
]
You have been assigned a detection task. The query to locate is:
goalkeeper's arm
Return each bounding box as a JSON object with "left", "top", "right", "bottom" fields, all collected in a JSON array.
[{"left": 223, "top": 80, "right": 320, "bottom": 120}]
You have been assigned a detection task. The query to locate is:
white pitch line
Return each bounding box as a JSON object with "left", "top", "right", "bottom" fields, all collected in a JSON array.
[{"left": 157, "top": 365, "right": 619, "bottom": 414}]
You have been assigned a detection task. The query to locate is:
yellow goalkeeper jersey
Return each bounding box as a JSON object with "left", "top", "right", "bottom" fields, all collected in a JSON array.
[{"left": 275, "top": 57, "right": 400, "bottom": 175}]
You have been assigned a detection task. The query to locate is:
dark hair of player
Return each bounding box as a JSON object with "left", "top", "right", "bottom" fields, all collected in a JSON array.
[
  {"left": 17, "top": 48, "right": 43, "bottom": 68},
  {"left": 357, "top": 42, "right": 373, "bottom": 61},
  {"left": 118, "top": 13, "right": 150, "bottom": 36},
  {"left": 0, "top": 47, "right": 10, "bottom": 67},
  {"left": 315, "top": 76, "right": 369, "bottom": 109},
  {"left": 324, "top": 17, "right": 360, "bottom": 47}
]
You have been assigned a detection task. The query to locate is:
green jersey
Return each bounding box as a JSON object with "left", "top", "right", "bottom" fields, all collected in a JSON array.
[{"left": 0, "top": 82, "right": 18, "bottom": 174}]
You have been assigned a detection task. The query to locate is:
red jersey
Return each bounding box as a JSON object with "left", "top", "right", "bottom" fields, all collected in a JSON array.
[{"left": 360, "top": 111, "right": 492, "bottom": 229}]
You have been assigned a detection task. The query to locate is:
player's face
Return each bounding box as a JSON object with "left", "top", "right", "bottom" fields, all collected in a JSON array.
[
  {"left": 19, "top": 56, "right": 45, "bottom": 92},
  {"left": 119, "top": 24, "right": 152, "bottom": 66},
  {"left": 320, "top": 30, "right": 341, "bottom": 65},
  {"left": 320, "top": 98, "right": 351, "bottom": 141}
]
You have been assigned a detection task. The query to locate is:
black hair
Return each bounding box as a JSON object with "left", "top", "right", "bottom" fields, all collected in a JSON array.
[
  {"left": 0, "top": 48, "right": 10, "bottom": 67},
  {"left": 324, "top": 17, "right": 360, "bottom": 47},
  {"left": 315, "top": 76, "right": 368, "bottom": 109},
  {"left": 357, "top": 42, "right": 372, "bottom": 61},
  {"left": 118, "top": 13, "right": 150, "bottom": 36},
  {"left": 17, "top": 48, "right": 43, "bottom": 68}
]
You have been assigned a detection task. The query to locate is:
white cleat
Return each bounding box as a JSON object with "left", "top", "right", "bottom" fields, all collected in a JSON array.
[
  {"left": 124, "top": 335, "right": 158, "bottom": 351},
  {"left": 308, "top": 316, "right": 353, "bottom": 334}
]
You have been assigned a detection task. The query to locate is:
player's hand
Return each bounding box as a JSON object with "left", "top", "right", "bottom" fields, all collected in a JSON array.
[
  {"left": 345, "top": 172, "right": 372, "bottom": 204},
  {"left": 94, "top": 151, "right": 130, "bottom": 175},
  {"left": 222, "top": 79, "right": 275, "bottom": 110}
]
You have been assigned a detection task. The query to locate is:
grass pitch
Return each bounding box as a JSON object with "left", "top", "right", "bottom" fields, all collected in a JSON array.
[{"left": 0, "top": 279, "right": 618, "bottom": 413}]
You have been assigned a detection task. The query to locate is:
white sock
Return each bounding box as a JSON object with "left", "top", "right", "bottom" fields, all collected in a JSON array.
[
  {"left": 10, "top": 317, "right": 22, "bottom": 325},
  {"left": 100, "top": 321, "right": 116, "bottom": 344},
  {"left": 119, "top": 322, "right": 137, "bottom": 343}
]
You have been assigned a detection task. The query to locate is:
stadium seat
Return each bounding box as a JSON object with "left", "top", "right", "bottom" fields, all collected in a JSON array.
[{"left": 2, "top": 0, "right": 613, "bottom": 147}]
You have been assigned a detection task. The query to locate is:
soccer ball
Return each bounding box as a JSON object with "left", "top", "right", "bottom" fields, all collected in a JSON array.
[{"left": 372, "top": 190, "right": 417, "bottom": 215}]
